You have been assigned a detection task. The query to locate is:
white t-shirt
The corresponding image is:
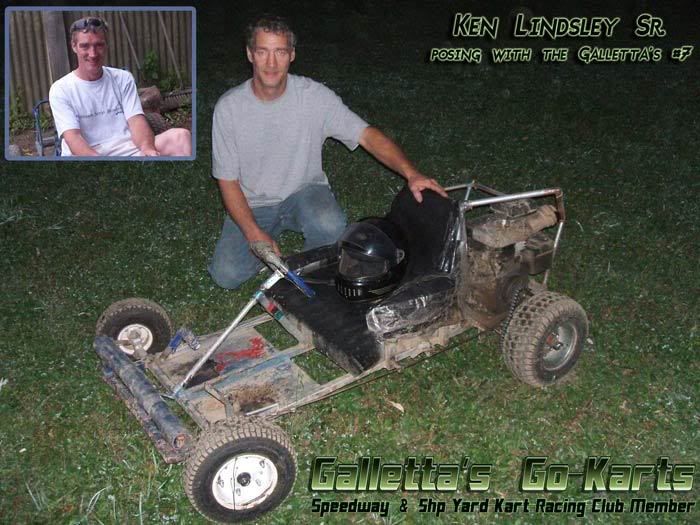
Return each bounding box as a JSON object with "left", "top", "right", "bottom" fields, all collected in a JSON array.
[
  {"left": 49, "top": 67, "right": 143, "bottom": 156},
  {"left": 212, "top": 74, "right": 368, "bottom": 207}
]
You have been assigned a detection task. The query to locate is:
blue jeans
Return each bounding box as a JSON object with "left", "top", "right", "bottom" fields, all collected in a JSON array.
[{"left": 208, "top": 184, "right": 346, "bottom": 289}]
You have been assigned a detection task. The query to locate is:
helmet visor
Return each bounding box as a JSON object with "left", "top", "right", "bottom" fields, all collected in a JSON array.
[
  {"left": 338, "top": 222, "right": 401, "bottom": 263},
  {"left": 338, "top": 248, "right": 389, "bottom": 279}
]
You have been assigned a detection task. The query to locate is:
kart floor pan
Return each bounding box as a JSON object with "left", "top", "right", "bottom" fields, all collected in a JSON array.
[{"left": 147, "top": 324, "right": 319, "bottom": 426}]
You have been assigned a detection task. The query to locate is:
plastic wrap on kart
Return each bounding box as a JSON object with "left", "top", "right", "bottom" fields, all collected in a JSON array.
[{"left": 269, "top": 187, "right": 462, "bottom": 374}]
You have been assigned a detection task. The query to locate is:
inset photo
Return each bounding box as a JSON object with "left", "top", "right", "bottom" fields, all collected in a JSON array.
[{"left": 5, "top": 7, "right": 195, "bottom": 160}]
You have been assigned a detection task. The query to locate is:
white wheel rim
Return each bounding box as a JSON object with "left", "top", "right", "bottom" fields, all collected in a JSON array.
[
  {"left": 542, "top": 321, "right": 577, "bottom": 370},
  {"left": 211, "top": 454, "right": 278, "bottom": 510},
  {"left": 116, "top": 324, "right": 154, "bottom": 355}
]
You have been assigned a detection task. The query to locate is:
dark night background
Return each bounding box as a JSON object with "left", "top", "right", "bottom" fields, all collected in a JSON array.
[{"left": 1, "top": 1, "right": 698, "bottom": 523}]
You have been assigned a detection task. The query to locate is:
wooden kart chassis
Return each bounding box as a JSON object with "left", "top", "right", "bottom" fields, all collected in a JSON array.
[{"left": 94, "top": 182, "right": 566, "bottom": 465}]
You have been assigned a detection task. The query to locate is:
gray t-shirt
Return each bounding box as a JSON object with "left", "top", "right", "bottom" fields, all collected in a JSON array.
[{"left": 212, "top": 74, "right": 368, "bottom": 207}]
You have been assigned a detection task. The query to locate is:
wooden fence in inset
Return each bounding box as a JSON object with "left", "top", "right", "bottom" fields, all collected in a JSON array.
[{"left": 9, "top": 9, "right": 193, "bottom": 113}]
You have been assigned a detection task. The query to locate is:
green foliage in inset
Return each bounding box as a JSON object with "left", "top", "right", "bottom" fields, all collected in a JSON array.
[
  {"left": 159, "top": 73, "right": 180, "bottom": 93},
  {"left": 9, "top": 90, "right": 33, "bottom": 135},
  {"left": 36, "top": 106, "right": 54, "bottom": 132},
  {"left": 141, "top": 50, "right": 160, "bottom": 87},
  {"left": 163, "top": 106, "right": 190, "bottom": 128},
  {"left": 141, "top": 50, "right": 181, "bottom": 92}
]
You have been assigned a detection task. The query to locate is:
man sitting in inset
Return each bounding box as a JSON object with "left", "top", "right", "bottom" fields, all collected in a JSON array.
[
  {"left": 49, "top": 16, "right": 191, "bottom": 157},
  {"left": 208, "top": 15, "right": 446, "bottom": 289}
]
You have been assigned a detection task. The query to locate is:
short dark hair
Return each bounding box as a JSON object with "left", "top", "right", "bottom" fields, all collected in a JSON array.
[
  {"left": 70, "top": 17, "right": 109, "bottom": 42},
  {"left": 245, "top": 15, "right": 296, "bottom": 49}
]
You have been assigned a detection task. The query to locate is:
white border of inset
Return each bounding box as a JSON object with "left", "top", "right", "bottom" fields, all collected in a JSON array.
[{"left": 4, "top": 5, "right": 197, "bottom": 161}]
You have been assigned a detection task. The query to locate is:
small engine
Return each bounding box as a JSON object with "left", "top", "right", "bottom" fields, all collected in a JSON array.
[{"left": 461, "top": 199, "right": 557, "bottom": 315}]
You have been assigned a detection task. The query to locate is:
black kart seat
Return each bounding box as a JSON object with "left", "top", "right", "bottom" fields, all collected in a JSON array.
[
  {"left": 367, "top": 187, "right": 460, "bottom": 337},
  {"left": 385, "top": 186, "right": 460, "bottom": 280},
  {"left": 264, "top": 187, "right": 460, "bottom": 374}
]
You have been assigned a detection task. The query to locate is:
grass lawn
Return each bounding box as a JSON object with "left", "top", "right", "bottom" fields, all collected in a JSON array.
[{"left": 1, "top": 1, "right": 698, "bottom": 523}]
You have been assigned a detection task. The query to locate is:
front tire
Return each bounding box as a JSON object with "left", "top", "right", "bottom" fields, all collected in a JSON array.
[
  {"left": 96, "top": 298, "right": 173, "bottom": 357},
  {"left": 184, "top": 419, "right": 296, "bottom": 523},
  {"left": 502, "top": 291, "right": 588, "bottom": 387}
]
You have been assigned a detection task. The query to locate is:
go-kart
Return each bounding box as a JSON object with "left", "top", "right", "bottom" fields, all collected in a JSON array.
[{"left": 94, "top": 181, "right": 588, "bottom": 522}]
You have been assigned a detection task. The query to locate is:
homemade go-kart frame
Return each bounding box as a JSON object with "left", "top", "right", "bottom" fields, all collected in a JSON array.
[{"left": 94, "top": 181, "right": 588, "bottom": 522}]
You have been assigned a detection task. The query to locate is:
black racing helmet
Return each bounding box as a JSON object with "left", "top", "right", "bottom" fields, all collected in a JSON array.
[{"left": 335, "top": 218, "right": 407, "bottom": 301}]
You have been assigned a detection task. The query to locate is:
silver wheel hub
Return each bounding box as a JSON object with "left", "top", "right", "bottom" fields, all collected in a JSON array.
[
  {"left": 542, "top": 321, "right": 577, "bottom": 370},
  {"left": 116, "top": 324, "right": 153, "bottom": 355},
  {"left": 212, "top": 454, "right": 278, "bottom": 510}
]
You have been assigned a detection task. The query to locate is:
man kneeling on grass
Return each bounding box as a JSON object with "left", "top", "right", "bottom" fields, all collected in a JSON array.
[
  {"left": 49, "top": 16, "right": 191, "bottom": 157},
  {"left": 209, "top": 15, "right": 446, "bottom": 289}
]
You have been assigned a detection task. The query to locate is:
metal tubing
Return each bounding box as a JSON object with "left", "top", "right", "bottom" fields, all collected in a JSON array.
[
  {"left": 551, "top": 220, "right": 565, "bottom": 257},
  {"left": 445, "top": 183, "right": 471, "bottom": 192},
  {"left": 173, "top": 271, "right": 283, "bottom": 394},
  {"left": 254, "top": 293, "right": 309, "bottom": 343},
  {"left": 94, "top": 337, "right": 192, "bottom": 450},
  {"left": 463, "top": 182, "right": 473, "bottom": 203},
  {"left": 33, "top": 103, "right": 44, "bottom": 155},
  {"left": 444, "top": 181, "right": 505, "bottom": 196},
  {"left": 471, "top": 182, "right": 505, "bottom": 196},
  {"left": 554, "top": 193, "right": 566, "bottom": 221},
  {"left": 461, "top": 188, "right": 563, "bottom": 212},
  {"left": 543, "top": 221, "right": 565, "bottom": 287}
]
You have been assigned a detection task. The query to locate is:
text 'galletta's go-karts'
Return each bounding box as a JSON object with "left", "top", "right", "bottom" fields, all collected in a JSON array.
[{"left": 94, "top": 181, "right": 588, "bottom": 522}]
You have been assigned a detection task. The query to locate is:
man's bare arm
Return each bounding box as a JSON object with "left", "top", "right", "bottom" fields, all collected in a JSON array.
[
  {"left": 61, "top": 129, "right": 99, "bottom": 156},
  {"left": 127, "top": 114, "right": 159, "bottom": 156},
  {"left": 359, "top": 126, "right": 447, "bottom": 203},
  {"left": 217, "top": 179, "right": 281, "bottom": 255}
]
